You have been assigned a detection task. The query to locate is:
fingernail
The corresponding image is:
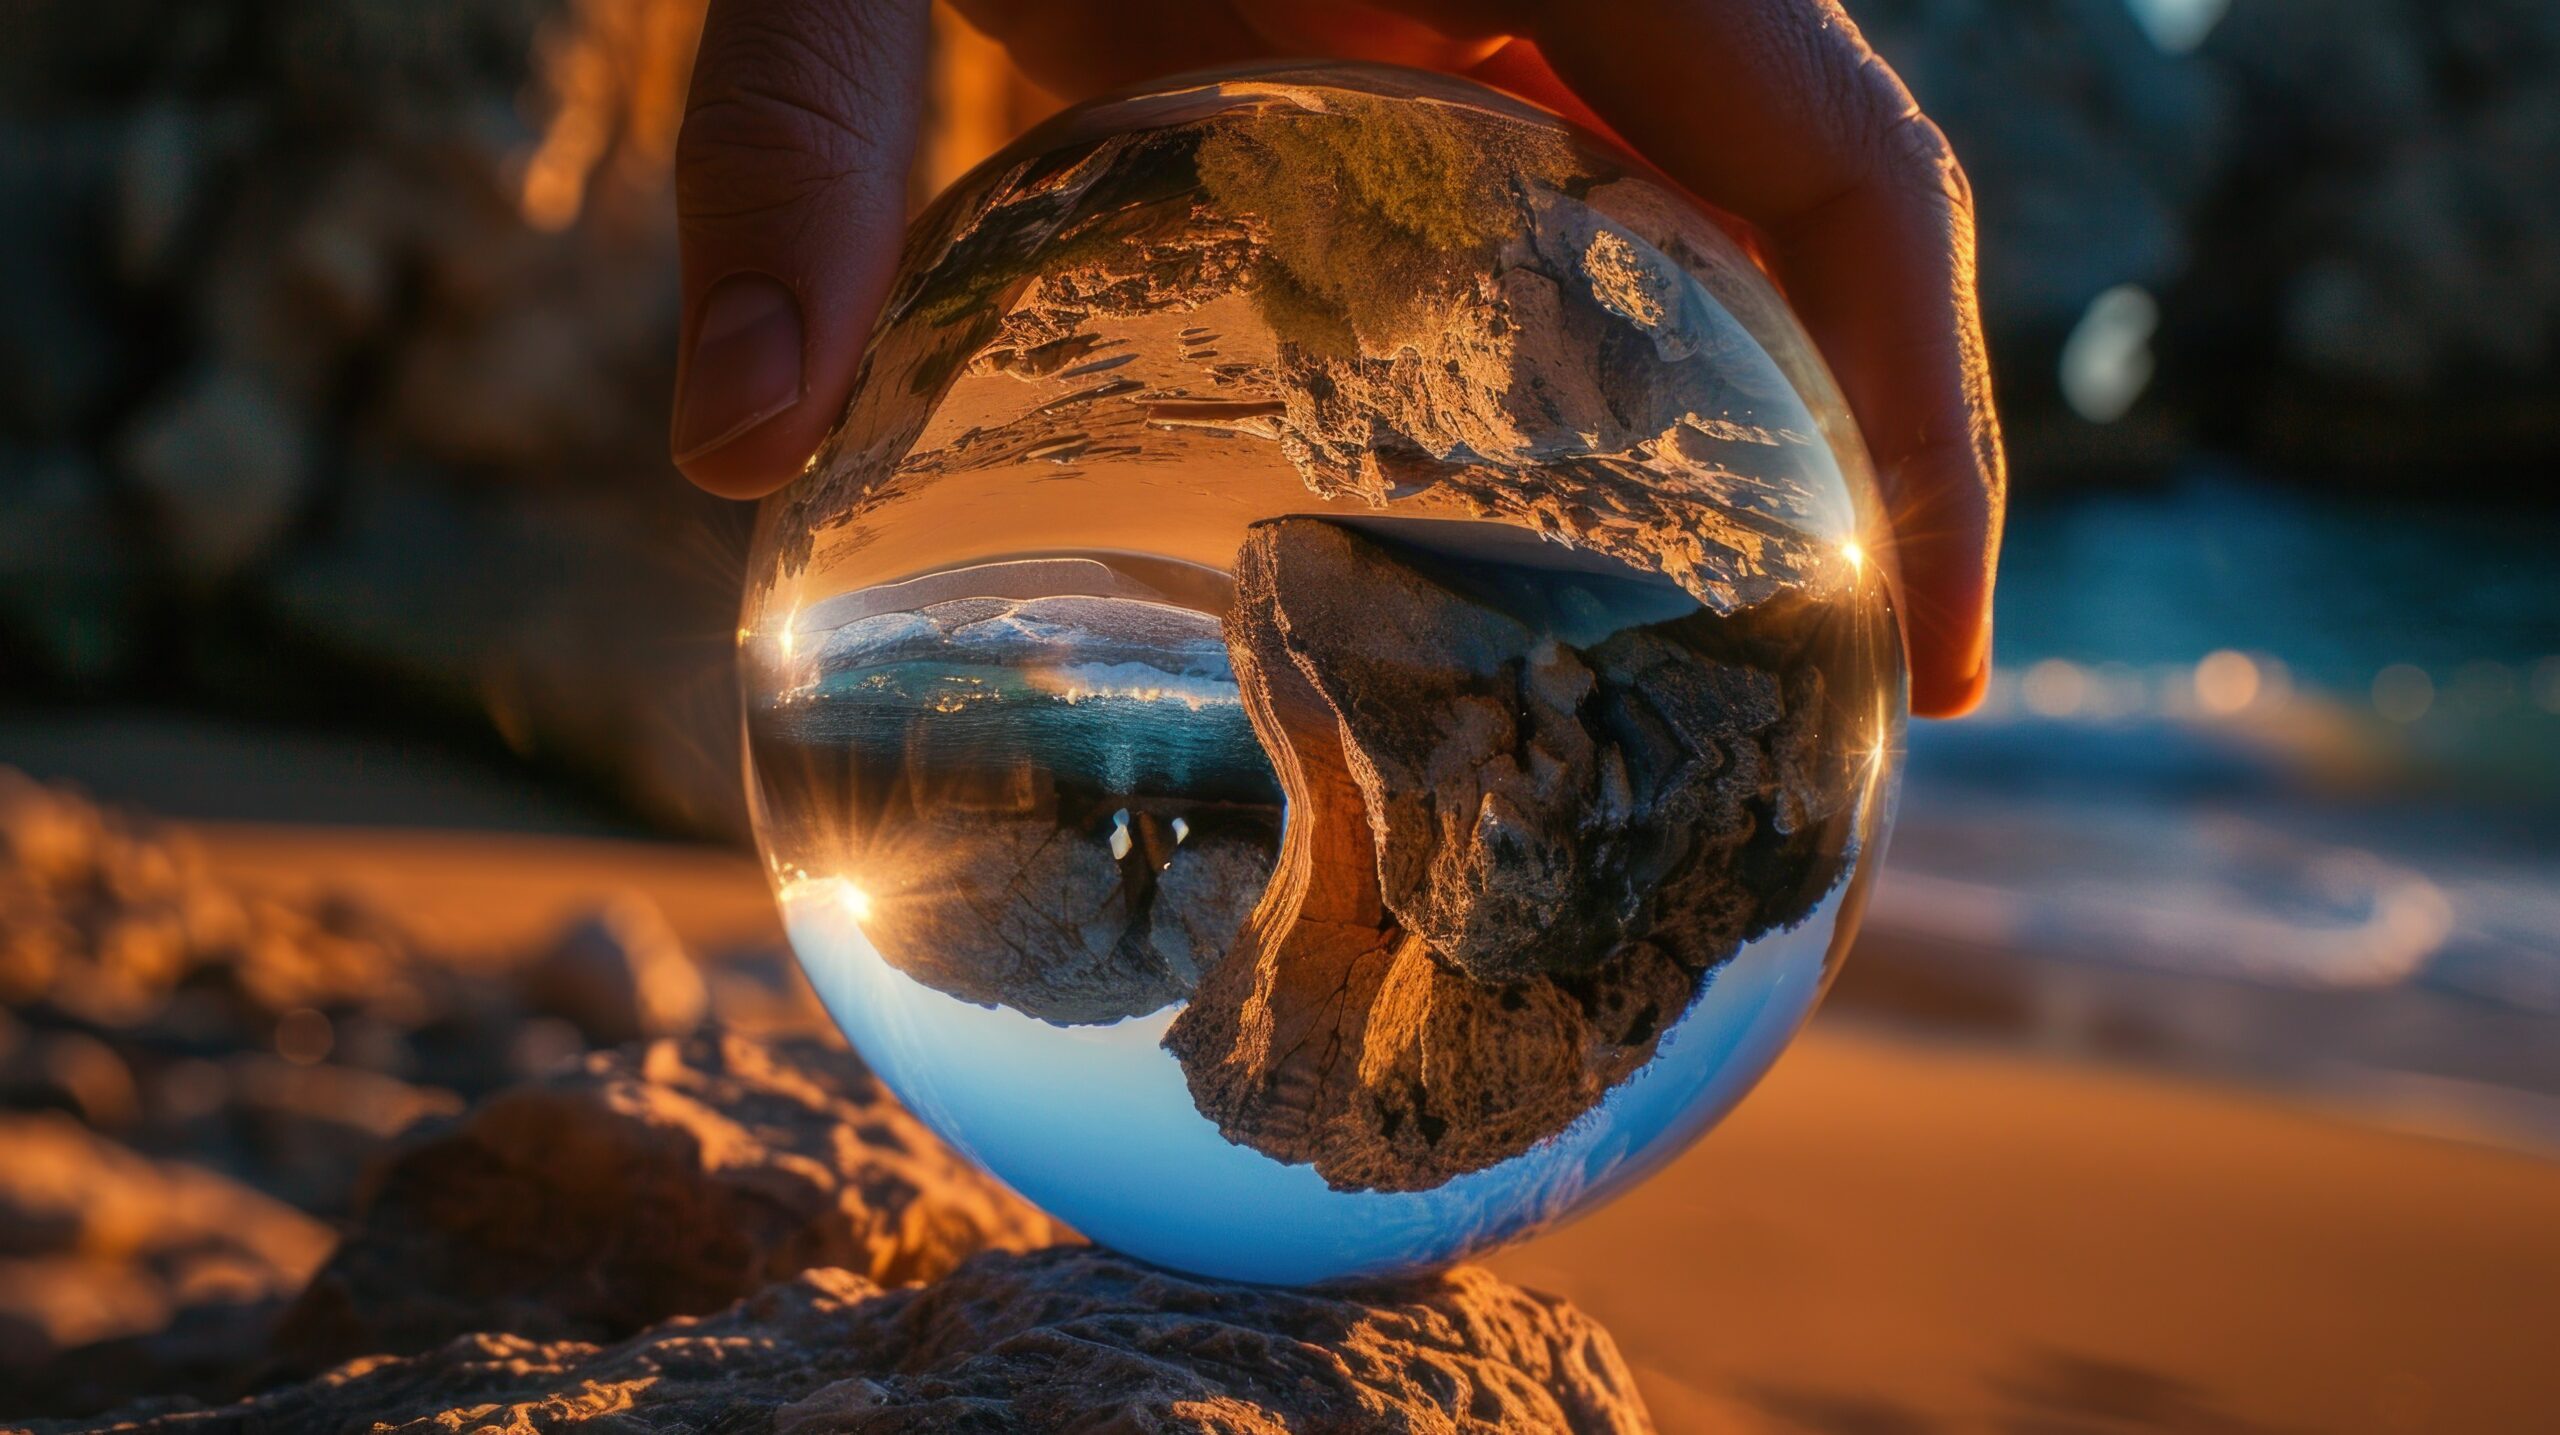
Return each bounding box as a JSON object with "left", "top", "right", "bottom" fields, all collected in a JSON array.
[{"left": 673, "top": 273, "right": 803, "bottom": 463}]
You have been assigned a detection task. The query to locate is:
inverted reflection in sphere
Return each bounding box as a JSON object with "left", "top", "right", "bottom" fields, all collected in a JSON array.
[{"left": 741, "top": 64, "right": 1904, "bottom": 1283}]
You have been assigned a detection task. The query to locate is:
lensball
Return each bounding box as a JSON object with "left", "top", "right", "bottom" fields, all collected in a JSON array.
[{"left": 740, "top": 64, "right": 1904, "bottom": 1284}]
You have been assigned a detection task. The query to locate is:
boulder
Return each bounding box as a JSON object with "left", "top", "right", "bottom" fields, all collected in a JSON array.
[
  {"left": 270, "top": 1030, "right": 1067, "bottom": 1373},
  {"left": 44, "top": 1248, "right": 1653, "bottom": 1435},
  {"left": 0, "top": 1112, "right": 333, "bottom": 1416},
  {"left": 519, "top": 894, "right": 709, "bottom": 1046}
]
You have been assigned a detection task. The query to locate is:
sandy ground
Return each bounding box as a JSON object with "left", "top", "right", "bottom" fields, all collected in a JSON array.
[{"left": 200, "top": 824, "right": 2560, "bottom": 1435}]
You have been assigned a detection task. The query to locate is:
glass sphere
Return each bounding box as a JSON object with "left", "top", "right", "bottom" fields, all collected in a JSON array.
[{"left": 741, "top": 63, "right": 1903, "bottom": 1284}]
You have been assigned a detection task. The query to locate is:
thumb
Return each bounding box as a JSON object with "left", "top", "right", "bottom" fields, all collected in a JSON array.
[{"left": 672, "top": 0, "right": 931, "bottom": 497}]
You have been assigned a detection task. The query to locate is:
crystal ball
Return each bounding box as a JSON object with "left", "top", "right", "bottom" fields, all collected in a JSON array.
[{"left": 741, "top": 63, "right": 1903, "bottom": 1284}]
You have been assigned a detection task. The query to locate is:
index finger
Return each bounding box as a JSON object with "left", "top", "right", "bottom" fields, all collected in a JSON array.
[{"left": 1515, "top": 0, "right": 2005, "bottom": 716}]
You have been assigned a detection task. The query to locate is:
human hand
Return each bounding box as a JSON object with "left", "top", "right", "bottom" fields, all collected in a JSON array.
[{"left": 670, "top": 0, "right": 2003, "bottom": 715}]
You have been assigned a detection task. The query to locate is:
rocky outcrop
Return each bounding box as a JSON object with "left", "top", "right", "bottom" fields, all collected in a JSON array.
[
  {"left": 1844, "top": 0, "right": 2560, "bottom": 479},
  {"left": 1, "top": 774, "right": 1657, "bottom": 1432},
  {"left": 0, "top": 0, "right": 750, "bottom": 836},
  {"left": 271, "top": 1031, "right": 1065, "bottom": 1374},
  {"left": 35, "top": 1248, "right": 1652, "bottom": 1435},
  {"left": 0, "top": 768, "right": 483, "bottom": 1215},
  {"left": 2172, "top": 0, "right": 2560, "bottom": 471},
  {"left": 1165, "top": 519, "right": 1855, "bottom": 1192}
]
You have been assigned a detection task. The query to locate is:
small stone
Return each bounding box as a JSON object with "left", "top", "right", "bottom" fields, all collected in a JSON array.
[
  {"left": 520, "top": 893, "right": 709, "bottom": 1046},
  {"left": 213, "top": 1053, "right": 463, "bottom": 1218},
  {"left": 0, "top": 768, "right": 101, "bottom": 887}
]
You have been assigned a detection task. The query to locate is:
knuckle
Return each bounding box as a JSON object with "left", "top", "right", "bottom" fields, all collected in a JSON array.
[
  {"left": 1878, "top": 109, "right": 1972, "bottom": 216},
  {"left": 1769, "top": 10, "right": 1975, "bottom": 227},
  {"left": 676, "top": 17, "right": 893, "bottom": 222},
  {"left": 1789, "top": 4, "right": 1972, "bottom": 207}
]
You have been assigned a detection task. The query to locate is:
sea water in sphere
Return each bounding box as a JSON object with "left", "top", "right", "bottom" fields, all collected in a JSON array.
[{"left": 740, "top": 64, "right": 1905, "bottom": 1284}]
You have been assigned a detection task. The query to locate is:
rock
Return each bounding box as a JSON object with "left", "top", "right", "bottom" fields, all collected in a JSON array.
[
  {"left": 853, "top": 800, "right": 1212, "bottom": 1026},
  {"left": 0, "top": 769, "right": 518, "bottom": 1221},
  {"left": 0, "top": 769, "right": 105, "bottom": 891},
  {"left": 2, "top": 777, "right": 1659, "bottom": 1432},
  {"left": 0, "top": 769, "right": 435, "bottom": 1039},
  {"left": 767, "top": 93, "right": 1843, "bottom": 621},
  {"left": 114, "top": 102, "right": 236, "bottom": 288},
  {"left": 271, "top": 1030, "right": 1066, "bottom": 1373},
  {"left": 205, "top": 1053, "right": 464, "bottom": 1218},
  {"left": 0, "top": 1031, "right": 139, "bottom": 1131},
  {"left": 520, "top": 894, "right": 709, "bottom": 1046},
  {"left": 822, "top": 767, "right": 1279, "bottom": 1030},
  {"left": 0, "top": 1112, "right": 333, "bottom": 1414},
  {"left": 1165, "top": 520, "right": 1855, "bottom": 1192},
  {"left": 0, "top": 1112, "right": 330, "bottom": 1272},
  {"left": 8, "top": 1296, "right": 300, "bottom": 1426},
  {"left": 46, "top": 1248, "right": 1653, "bottom": 1435},
  {"left": 116, "top": 364, "right": 313, "bottom": 583},
  {"left": 377, "top": 220, "right": 681, "bottom": 477}
]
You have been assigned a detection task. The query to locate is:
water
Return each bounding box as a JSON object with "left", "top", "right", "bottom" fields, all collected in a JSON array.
[
  {"left": 1846, "top": 475, "right": 2560, "bottom": 1149},
  {"left": 753, "top": 556, "right": 1283, "bottom": 1028}
]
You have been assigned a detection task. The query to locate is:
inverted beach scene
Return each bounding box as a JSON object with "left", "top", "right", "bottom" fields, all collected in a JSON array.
[{"left": 738, "top": 67, "right": 1902, "bottom": 1277}]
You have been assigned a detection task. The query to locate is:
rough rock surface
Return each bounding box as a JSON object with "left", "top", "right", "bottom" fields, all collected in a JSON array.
[
  {"left": 0, "top": 1114, "right": 333, "bottom": 1417},
  {"left": 0, "top": 767, "right": 483, "bottom": 1216},
  {"left": 1, "top": 775, "right": 1656, "bottom": 1433},
  {"left": 272, "top": 1030, "right": 1065, "bottom": 1374},
  {"left": 36, "top": 1249, "right": 1652, "bottom": 1435},
  {"left": 0, "top": 769, "right": 751, "bottom": 1221},
  {"left": 1166, "top": 520, "right": 1855, "bottom": 1192}
]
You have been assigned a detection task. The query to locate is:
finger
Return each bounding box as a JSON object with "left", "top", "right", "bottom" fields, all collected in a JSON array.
[
  {"left": 1519, "top": 0, "right": 2004, "bottom": 716},
  {"left": 672, "top": 0, "right": 931, "bottom": 497},
  {"left": 1463, "top": 37, "right": 1780, "bottom": 272},
  {"left": 1463, "top": 37, "right": 1618, "bottom": 142}
]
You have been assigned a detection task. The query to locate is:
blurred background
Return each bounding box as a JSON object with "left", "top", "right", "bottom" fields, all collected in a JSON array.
[
  {"left": 6, "top": 0, "right": 2554, "bottom": 1139},
  {"left": 1, "top": 0, "right": 2555, "bottom": 1428}
]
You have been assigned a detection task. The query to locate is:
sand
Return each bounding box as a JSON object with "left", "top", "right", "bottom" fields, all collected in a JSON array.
[{"left": 196, "top": 823, "right": 2560, "bottom": 1435}]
